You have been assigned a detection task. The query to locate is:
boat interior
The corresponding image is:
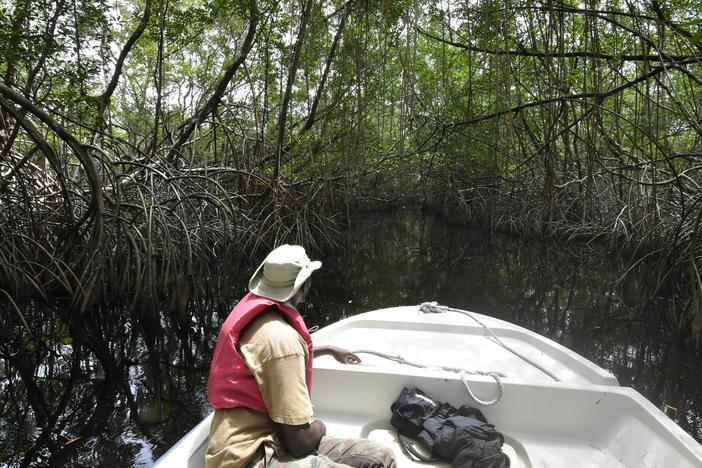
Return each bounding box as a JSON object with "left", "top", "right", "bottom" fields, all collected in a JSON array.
[
  {"left": 174, "top": 363, "right": 702, "bottom": 468},
  {"left": 312, "top": 363, "right": 702, "bottom": 468},
  {"left": 157, "top": 307, "right": 702, "bottom": 468}
]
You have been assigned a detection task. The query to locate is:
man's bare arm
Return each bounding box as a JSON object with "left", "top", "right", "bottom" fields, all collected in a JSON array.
[
  {"left": 313, "top": 345, "right": 361, "bottom": 364},
  {"left": 277, "top": 419, "right": 327, "bottom": 457}
]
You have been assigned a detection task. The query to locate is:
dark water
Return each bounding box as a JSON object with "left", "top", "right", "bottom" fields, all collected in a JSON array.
[{"left": 2, "top": 207, "right": 701, "bottom": 467}]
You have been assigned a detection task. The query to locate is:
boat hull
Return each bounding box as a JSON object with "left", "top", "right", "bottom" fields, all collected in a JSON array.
[{"left": 154, "top": 305, "right": 702, "bottom": 467}]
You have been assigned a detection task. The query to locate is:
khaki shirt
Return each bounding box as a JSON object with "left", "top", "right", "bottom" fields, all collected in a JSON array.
[{"left": 205, "top": 309, "right": 313, "bottom": 468}]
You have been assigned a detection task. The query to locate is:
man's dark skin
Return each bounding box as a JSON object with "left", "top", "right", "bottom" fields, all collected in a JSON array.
[{"left": 272, "top": 279, "right": 360, "bottom": 457}]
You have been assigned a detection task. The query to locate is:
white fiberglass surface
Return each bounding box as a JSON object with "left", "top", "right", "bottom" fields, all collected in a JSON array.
[
  {"left": 313, "top": 316, "right": 615, "bottom": 385},
  {"left": 154, "top": 413, "right": 212, "bottom": 467},
  {"left": 310, "top": 367, "right": 702, "bottom": 468},
  {"left": 318, "top": 325, "right": 574, "bottom": 383},
  {"left": 157, "top": 308, "right": 700, "bottom": 468}
]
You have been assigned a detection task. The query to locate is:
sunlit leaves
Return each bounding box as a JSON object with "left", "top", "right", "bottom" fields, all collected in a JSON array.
[{"left": 682, "top": 18, "right": 702, "bottom": 43}]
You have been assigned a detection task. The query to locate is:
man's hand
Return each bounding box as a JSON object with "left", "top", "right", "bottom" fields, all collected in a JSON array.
[
  {"left": 313, "top": 345, "right": 361, "bottom": 364},
  {"left": 277, "top": 419, "right": 326, "bottom": 458},
  {"left": 329, "top": 347, "right": 361, "bottom": 364}
]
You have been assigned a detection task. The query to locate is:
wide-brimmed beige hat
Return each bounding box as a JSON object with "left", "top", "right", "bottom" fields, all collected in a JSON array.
[{"left": 248, "top": 244, "right": 322, "bottom": 302}]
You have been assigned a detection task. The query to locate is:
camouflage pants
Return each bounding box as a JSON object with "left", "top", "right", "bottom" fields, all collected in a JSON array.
[{"left": 246, "top": 436, "right": 396, "bottom": 468}]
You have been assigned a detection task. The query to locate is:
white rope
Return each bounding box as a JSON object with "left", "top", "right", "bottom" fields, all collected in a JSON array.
[
  {"left": 461, "top": 373, "right": 504, "bottom": 407},
  {"left": 419, "top": 301, "right": 561, "bottom": 382},
  {"left": 351, "top": 349, "right": 505, "bottom": 406},
  {"left": 350, "top": 349, "right": 506, "bottom": 377}
]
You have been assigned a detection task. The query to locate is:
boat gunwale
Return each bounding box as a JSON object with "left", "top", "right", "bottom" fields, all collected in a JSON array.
[
  {"left": 153, "top": 305, "right": 702, "bottom": 467},
  {"left": 311, "top": 306, "right": 619, "bottom": 386}
]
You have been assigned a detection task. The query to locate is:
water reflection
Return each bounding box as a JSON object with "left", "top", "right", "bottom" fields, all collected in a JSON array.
[
  {"left": 1, "top": 207, "right": 700, "bottom": 466},
  {"left": 307, "top": 208, "right": 702, "bottom": 444}
]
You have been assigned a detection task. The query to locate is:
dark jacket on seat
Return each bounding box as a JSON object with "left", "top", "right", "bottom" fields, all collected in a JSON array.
[{"left": 390, "top": 386, "right": 510, "bottom": 468}]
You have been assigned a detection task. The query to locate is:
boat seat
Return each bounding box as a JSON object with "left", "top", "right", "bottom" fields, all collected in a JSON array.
[{"left": 366, "top": 429, "right": 519, "bottom": 468}]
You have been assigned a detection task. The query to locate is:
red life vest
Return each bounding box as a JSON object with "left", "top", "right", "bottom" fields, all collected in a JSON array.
[{"left": 207, "top": 293, "right": 314, "bottom": 412}]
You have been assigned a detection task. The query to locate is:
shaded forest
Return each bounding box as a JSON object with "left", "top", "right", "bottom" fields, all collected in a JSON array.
[
  {"left": 1, "top": 0, "right": 702, "bottom": 464},
  {"left": 2, "top": 0, "right": 702, "bottom": 315}
]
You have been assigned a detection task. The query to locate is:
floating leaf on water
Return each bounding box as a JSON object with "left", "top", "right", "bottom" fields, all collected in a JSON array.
[{"left": 64, "top": 436, "right": 83, "bottom": 446}]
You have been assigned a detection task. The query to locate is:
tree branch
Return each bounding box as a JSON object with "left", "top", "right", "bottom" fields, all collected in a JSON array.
[
  {"left": 0, "top": 81, "right": 104, "bottom": 253},
  {"left": 417, "top": 26, "right": 700, "bottom": 62},
  {"left": 445, "top": 58, "right": 700, "bottom": 129},
  {"left": 299, "top": 0, "right": 352, "bottom": 136},
  {"left": 272, "top": 0, "right": 315, "bottom": 184},
  {"left": 95, "top": 0, "right": 153, "bottom": 131},
  {"left": 166, "top": 1, "right": 258, "bottom": 163}
]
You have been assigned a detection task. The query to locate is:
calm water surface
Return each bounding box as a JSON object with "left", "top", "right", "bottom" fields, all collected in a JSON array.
[{"left": 2, "top": 208, "right": 701, "bottom": 466}]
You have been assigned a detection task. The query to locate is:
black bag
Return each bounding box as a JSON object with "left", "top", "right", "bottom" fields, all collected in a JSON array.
[{"left": 390, "top": 387, "right": 510, "bottom": 468}]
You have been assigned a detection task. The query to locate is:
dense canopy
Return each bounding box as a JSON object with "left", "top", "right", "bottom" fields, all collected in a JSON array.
[
  {"left": 0, "top": 0, "right": 701, "bottom": 464},
  {"left": 1, "top": 0, "right": 701, "bottom": 305}
]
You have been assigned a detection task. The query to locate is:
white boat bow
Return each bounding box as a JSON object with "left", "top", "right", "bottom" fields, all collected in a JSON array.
[{"left": 155, "top": 304, "right": 702, "bottom": 468}]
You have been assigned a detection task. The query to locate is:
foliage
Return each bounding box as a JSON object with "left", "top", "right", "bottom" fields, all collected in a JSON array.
[{"left": 1, "top": 0, "right": 702, "bottom": 463}]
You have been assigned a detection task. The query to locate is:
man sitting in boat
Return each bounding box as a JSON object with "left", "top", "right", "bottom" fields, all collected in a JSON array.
[{"left": 206, "top": 244, "right": 396, "bottom": 468}]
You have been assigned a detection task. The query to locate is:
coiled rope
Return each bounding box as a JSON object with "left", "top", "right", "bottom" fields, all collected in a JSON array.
[
  {"left": 419, "top": 302, "right": 561, "bottom": 382},
  {"left": 348, "top": 302, "right": 561, "bottom": 406},
  {"left": 350, "top": 348, "right": 505, "bottom": 406}
]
